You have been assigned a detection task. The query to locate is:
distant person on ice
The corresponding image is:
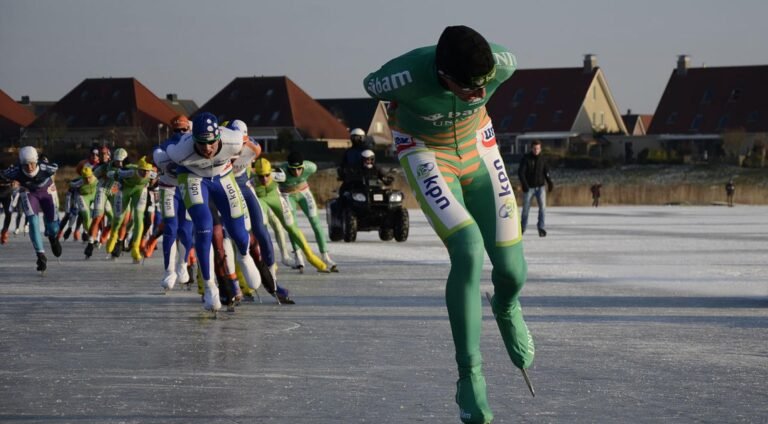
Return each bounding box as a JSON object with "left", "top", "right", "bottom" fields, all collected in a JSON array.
[
  {"left": 591, "top": 182, "right": 602, "bottom": 207},
  {"left": 725, "top": 179, "right": 735, "bottom": 207},
  {"left": 518, "top": 140, "right": 553, "bottom": 237}
]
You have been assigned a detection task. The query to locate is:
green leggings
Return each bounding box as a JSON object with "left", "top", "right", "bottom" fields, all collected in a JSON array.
[
  {"left": 398, "top": 124, "right": 534, "bottom": 376},
  {"left": 256, "top": 189, "right": 327, "bottom": 272},
  {"left": 284, "top": 187, "right": 329, "bottom": 254},
  {"left": 76, "top": 191, "right": 96, "bottom": 232}
]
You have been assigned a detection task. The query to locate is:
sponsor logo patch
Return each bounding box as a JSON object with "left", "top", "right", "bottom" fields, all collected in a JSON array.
[
  {"left": 394, "top": 135, "right": 416, "bottom": 153},
  {"left": 416, "top": 162, "right": 434, "bottom": 179},
  {"left": 498, "top": 198, "right": 516, "bottom": 219},
  {"left": 482, "top": 127, "right": 497, "bottom": 148}
]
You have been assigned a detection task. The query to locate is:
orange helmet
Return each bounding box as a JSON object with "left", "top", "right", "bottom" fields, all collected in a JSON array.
[{"left": 170, "top": 115, "right": 191, "bottom": 131}]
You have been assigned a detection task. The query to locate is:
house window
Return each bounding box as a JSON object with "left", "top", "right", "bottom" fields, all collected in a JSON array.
[
  {"left": 112, "top": 90, "right": 121, "bottom": 100},
  {"left": 500, "top": 116, "right": 513, "bottom": 129},
  {"left": 270, "top": 111, "right": 280, "bottom": 121},
  {"left": 375, "top": 122, "right": 383, "bottom": 133},
  {"left": 716, "top": 115, "right": 729, "bottom": 131},
  {"left": 666, "top": 112, "right": 678, "bottom": 125},
  {"left": 116, "top": 112, "right": 127, "bottom": 125},
  {"left": 67, "top": 115, "right": 77, "bottom": 126},
  {"left": 229, "top": 90, "right": 239, "bottom": 101},
  {"left": 600, "top": 112, "right": 605, "bottom": 127},
  {"left": 535, "top": 88, "right": 549, "bottom": 104},
  {"left": 98, "top": 114, "right": 109, "bottom": 126},
  {"left": 700, "top": 89, "right": 713, "bottom": 104},
  {"left": 252, "top": 114, "right": 261, "bottom": 124},
  {"left": 552, "top": 110, "right": 563, "bottom": 123},
  {"left": 690, "top": 114, "right": 703, "bottom": 130},
  {"left": 265, "top": 89, "right": 274, "bottom": 97},
  {"left": 747, "top": 111, "right": 759, "bottom": 124},
  {"left": 523, "top": 114, "right": 537, "bottom": 130},
  {"left": 728, "top": 89, "right": 742, "bottom": 102},
  {"left": 80, "top": 91, "right": 89, "bottom": 101},
  {"left": 511, "top": 89, "right": 524, "bottom": 106},
  {"left": 592, "top": 86, "right": 597, "bottom": 100}
]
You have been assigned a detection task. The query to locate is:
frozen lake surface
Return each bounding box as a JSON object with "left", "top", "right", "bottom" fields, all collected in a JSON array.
[{"left": 1, "top": 206, "right": 766, "bottom": 423}]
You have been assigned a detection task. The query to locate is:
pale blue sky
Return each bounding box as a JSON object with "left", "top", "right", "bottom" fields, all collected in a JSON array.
[{"left": 1, "top": 0, "right": 766, "bottom": 114}]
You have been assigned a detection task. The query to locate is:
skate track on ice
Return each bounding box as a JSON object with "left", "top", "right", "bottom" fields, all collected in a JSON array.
[{"left": 0, "top": 206, "right": 766, "bottom": 423}]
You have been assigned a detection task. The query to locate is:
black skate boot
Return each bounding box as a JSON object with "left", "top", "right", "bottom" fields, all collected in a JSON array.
[
  {"left": 63, "top": 227, "right": 72, "bottom": 240},
  {"left": 111, "top": 240, "right": 124, "bottom": 258},
  {"left": 36, "top": 252, "right": 47, "bottom": 273},
  {"left": 274, "top": 285, "right": 295, "bottom": 304},
  {"left": 48, "top": 236, "right": 62, "bottom": 258},
  {"left": 84, "top": 242, "right": 94, "bottom": 259}
]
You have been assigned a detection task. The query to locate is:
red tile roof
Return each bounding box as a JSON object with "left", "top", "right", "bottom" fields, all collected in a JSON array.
[
  {"left": 29, "top": 78, "right": 178, "bottom": 131},
  {"left": 0, "top": 89, "right": 36, "bottom": 143},
  {"left": 486, "top": 67, "right": 597, "bottom": 133},
  {"left": 197, "top": 76, "right": 350, "bottom": 140},
  {"left": 0, "top": 89, "right": 36, "bottom": 127},
  {"left": 647, "top": 65, "right": 768, "bottom": 134}
]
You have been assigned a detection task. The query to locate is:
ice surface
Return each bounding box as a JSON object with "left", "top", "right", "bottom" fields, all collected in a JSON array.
[{"left": 0, "top": 206, "right": 766, "bottom": 423}]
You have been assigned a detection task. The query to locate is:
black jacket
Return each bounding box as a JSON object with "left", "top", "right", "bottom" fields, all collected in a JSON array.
[{"left": 517, "top": 153, "right": 553, "bottom": 192}]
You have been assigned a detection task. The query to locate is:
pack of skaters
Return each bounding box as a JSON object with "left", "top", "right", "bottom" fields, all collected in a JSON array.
[
  {"left": 165, "top": 112, "right": 262, "bottom": 314},
  {"left": 104, "top": 156, "right": 156, "bottom": 263},
  {"left": 83, "top": 147, "right": 126, "bottom": 259}
]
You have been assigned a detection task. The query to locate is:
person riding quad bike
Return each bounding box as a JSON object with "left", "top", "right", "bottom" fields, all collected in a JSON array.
[{"left": 327, "top": 150, "right": 408, "bottom": 242}]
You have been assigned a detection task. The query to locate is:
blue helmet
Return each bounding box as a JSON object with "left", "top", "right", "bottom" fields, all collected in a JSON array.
[{"left": 192, "top": 112, "right": 221, "bottom": 144}]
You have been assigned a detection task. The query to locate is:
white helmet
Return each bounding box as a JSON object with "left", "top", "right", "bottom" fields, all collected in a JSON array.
[
  {"left": 350, "top": 128, "right": 365, "bottom": 137},
  {"left": 113, "top": 148, "right": 128, "bottom": 162},
  {"left": 361, "top": 149, "right": 375, "bottom": 168},
  {"left": 227, "top": 119, "right": 248, "bottom": 136},
  {"left": 19, "top": 146, "right": 38, "bottom": 165}
]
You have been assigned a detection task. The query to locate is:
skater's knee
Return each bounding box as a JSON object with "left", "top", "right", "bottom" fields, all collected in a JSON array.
[
  {"left": 490, "top": 244, "right": 527, "bottom": 299},
  {"left": 446, "top": 227, "right": 484, "bottom": 265}
]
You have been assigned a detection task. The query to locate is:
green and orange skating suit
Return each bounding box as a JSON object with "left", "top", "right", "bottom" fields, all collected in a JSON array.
[
  {"left": 276, "top": 160, "right": 331, "bottom": 256},
  {"left": 252, "top": 171, "right": 328, "bottom": 272},
  {"left": 105, "top": 160, "right": 154, "bottom": 261},
  {"left": 364, "top": 43, "right": 534, "bottom": 423}
]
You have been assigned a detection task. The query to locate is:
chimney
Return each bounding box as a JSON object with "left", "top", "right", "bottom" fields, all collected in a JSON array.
[
  {"left": 583, "top": 54, "right": 597, "bottom": 73},
  {"left": 676, "top": 55, "right": 690, "bottom": 76},
  {"left": 626, "top": 109, "right": 632, "bottom": 116},
  {"left": 166, "top": 93, "right": 178, "bottom": 103},
  {"left": 20, "top": 95, "right": 30, "bottom": 104}
]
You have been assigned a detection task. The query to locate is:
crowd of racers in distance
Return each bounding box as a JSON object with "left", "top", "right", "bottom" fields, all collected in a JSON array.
[{"left": 0, "top": 113, "right": 385, "bottom": 314}]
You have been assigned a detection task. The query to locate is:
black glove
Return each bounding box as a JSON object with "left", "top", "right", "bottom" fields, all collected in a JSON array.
[
  {"left": 547, "top": 181, "right": 554, "bottom": 193},
  {"left": 382, "top": 176, "right": 394, "bottom": 185}
]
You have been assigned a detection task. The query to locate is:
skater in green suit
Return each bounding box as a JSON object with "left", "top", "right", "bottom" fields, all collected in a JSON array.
[
  {"left": 251, "top": 158, "right": 329, "bottom": 273},
  {"left": 364, "top": 25, "right": 535, "bottom": 423},
  {"left": 276, "top": 151, "right": 338, "bottom": 272}
]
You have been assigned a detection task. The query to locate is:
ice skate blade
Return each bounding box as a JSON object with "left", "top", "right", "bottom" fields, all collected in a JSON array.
[{"left": 521, "top": 369, "right": 535, "bottom": 397}]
